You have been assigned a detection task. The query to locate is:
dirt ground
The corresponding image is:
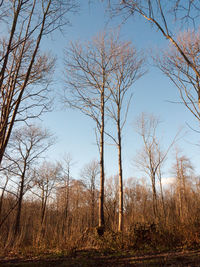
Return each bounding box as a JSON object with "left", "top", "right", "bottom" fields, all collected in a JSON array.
[{"left": 0, "top": 249, "right": 200, "bottom": 266}]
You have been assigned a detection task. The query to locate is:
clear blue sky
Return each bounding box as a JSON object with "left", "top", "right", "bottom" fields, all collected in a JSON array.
[{"left": 41, "top": 1, "right": 200, "bottom": 182}]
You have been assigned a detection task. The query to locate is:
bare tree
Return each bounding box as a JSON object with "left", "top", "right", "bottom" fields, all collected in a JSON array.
[
  {"left": 64, "top": 32, "right": 124, "bottom": 232},
  {"left": 81, "top": 160, "right": 99, "bottom": 227},
  {"left": 33, "top": 161, "right": 62, "bottom": 241},
  {"left": 0, "top": 0, "right": 78, "bottom": 164},
  {"left": 108, "top": 1, "right": 200, "bottom": 119},
  {"left": 123, "top": 177, "right": 150, "bottom": 225},
  {"left": 60, "top": 154, "right": 74, "bottom": 235},
  {"left": 135, "top": 113, "right": 177, "bottom": 220},
  {"left": 109, "top": 0, "right": 199, "bottom": 65},
  {"left": 157, "top": 29, "right": 200, "bottom": 121},
  {"left": 106, "top": 40, "right": 144, "bottom": 231},
  {"left": 3, "top": 125, "right": 54, "bottom": 242},
  {"left": 172, "top": 149, "right": 193, "bottom": 222},
  {"left": 104, "top": 175, "right": 119, "bottom": 230}
]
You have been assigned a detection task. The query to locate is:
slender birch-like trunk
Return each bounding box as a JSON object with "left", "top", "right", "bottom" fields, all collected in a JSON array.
[
  {"left": 99, "top": 90, "right": 105, "bottom": 229},
  {"left": 117, "top": 108, "right": 123, "bottom": 231}
]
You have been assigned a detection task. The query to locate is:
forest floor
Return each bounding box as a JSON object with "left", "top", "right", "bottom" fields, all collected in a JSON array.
[{"left": 0, "top": 248, "right": 200, "bottom": 266}]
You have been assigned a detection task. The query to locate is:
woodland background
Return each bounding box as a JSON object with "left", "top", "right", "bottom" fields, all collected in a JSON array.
[{"left": 0, "top": 0, "right": 200, "bottom": 256}]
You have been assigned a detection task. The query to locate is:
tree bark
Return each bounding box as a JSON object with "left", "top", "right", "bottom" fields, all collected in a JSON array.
[
  {"left": 62, "top": 170, "right": 70, "bottom": 235},
  {"left": 151, "top": 174, "right": 158, "bottom": 219},
  {"left": 99, "top": 90, "right": 105, "bottom": 229},
  {"left": 117, "top": 107, "right": 123, "bottom": 232}
]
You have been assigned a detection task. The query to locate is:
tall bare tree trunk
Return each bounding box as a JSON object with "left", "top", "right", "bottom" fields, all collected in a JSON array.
[
  {"left": 99, "top": 90, "right": 105, "bottom": 230},
  {"left": 151, "top": 174, "right": 158, "bottom": 219},
  {"left": 117, "top": 107, "right": 123, "bottom": 232},
  {"left": 63, "top": 33, "right": 142, "bottom": 234},
  {"left": 62, "top": 171, "right": 70, "bottom": 235}
]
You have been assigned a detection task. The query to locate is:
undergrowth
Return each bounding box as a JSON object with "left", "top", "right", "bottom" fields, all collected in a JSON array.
[{"left": 1, "top": 222, "right": 200, "bottom": 260}]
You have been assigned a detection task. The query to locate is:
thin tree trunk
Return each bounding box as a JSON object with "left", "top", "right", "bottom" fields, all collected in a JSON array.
[
  {"left": 0, "top": 0, "right": 50, "bottom": 165},
  {"left": 62, "top": 176, "right": 70, "bottom": 235},
  {"left": 117, "top": 107, "right": 123, "bottom": 232},
  {"left": 99, "top": 90, "right": 105, "bottom": 230},
  {"left": 0, "top": 176, "right": 8, "bottom": 219},
  {"left": 0, "top": 2, "right": 22, "bottom": 165},
  {"left": 41, "top": 196, "right": 47, "bottom": 227},
  {"left": 151, "top": 175, "right": 158, "bottom": 219},
  {"left": 178, "top": 187, "right": 183, "bottom": 221},
  {"left": 0, "top": 201, "right": 19, "bottom": 229},
  {"left": 91, "top": 190, "right": 95, "bottom": 227},
  {"left": 14, "top": 171, "right": 25, "bottom": 238},
  {"left": 157, "top": 168, "right": 166, "bottom": 221},
  {"left": 159, "top": 178, "right": 166, "bottom": 220}
]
